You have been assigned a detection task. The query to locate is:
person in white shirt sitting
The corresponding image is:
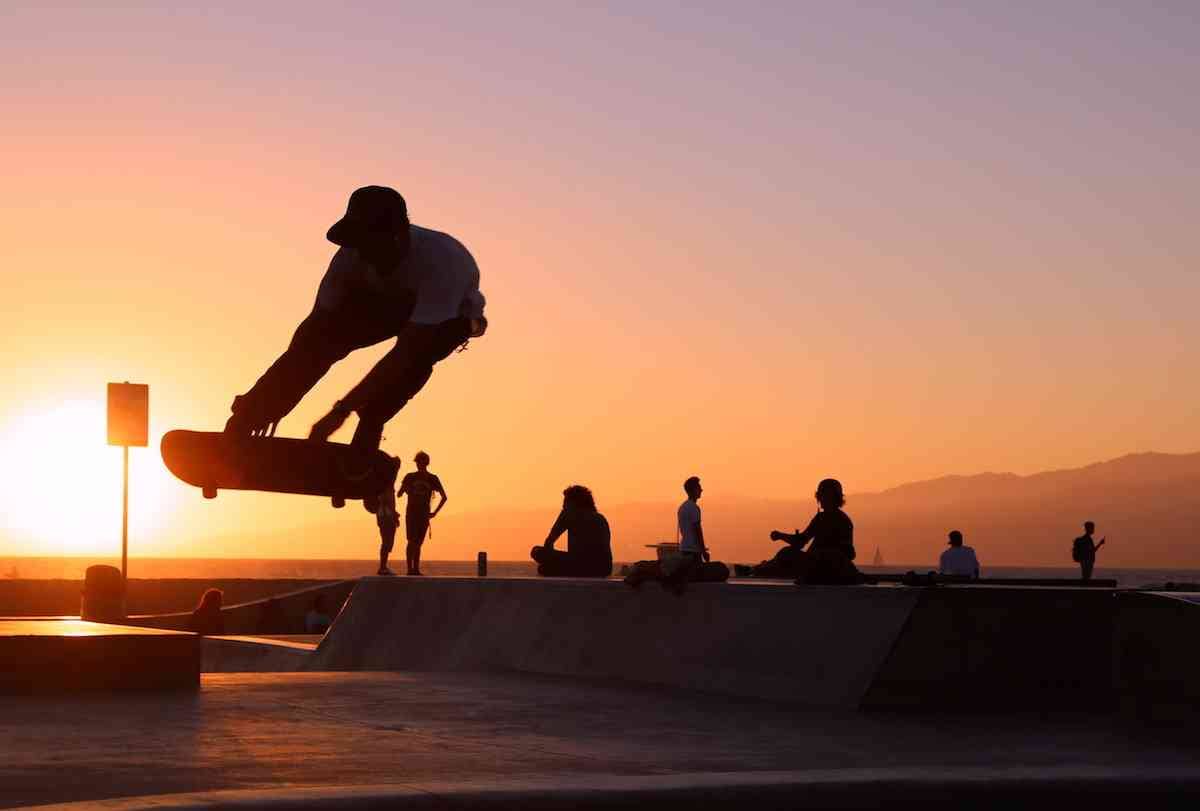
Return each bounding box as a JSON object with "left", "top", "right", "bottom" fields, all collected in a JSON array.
[{"left": 939, "top": 530, "right": 980, "bottom": 579}]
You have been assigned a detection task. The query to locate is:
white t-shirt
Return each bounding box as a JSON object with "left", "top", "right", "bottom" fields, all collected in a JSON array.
[
  {"left": 939, "top": 546, "right": 980, "bottom": 577},
  {"left": 315, "top": 224, "right": 486, "bottom": 324},
  {"left": 677, "top": 500, "right": 703, "bottom": 555}
]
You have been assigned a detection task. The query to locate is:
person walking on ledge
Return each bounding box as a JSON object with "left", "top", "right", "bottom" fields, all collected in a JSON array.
[
  {"left": 1072, "top": 521, "right": 1106, "bottom": 582},
  {"left": 398, "top": 451, "right": 446, "bottom": 576},
  {"left": 939, "top": 530, "right": 980, "bottom": 579},
  {"left": 531, "top": 485, "right": 613, "bottom": 577}
]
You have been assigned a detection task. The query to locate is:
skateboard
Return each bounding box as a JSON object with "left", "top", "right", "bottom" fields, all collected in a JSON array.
[{"left": 161, "top": 430, "right": 399, "bottom": 508}]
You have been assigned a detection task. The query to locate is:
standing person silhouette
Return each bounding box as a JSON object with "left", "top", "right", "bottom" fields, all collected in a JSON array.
[
  {"left": 1072, "top": 521, "right": 1106, "bottom": 582},
  {"left": 223, "top": 186, "right": 486, "bottom": 510},
  {"left": 375, "top": 470, "right": 401, "bottom": 576},
  {"left": 398, "top": 451, "right": 446, "bottom": 576}
]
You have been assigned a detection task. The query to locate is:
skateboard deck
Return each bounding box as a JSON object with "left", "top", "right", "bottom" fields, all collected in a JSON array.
[{"left": 161, "top": 430, "right": 398, "bottom": 506}]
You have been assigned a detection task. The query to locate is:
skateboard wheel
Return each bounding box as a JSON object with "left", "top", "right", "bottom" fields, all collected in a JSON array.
[
  {"left": 202, "top": 487, "right": 217, "bottom": 499},
  {"left": 331, "top": 496, "right": 345, "bottom": 509}
]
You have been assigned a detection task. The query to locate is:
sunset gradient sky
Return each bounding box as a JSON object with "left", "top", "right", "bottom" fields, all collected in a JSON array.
[{"left": 1, "top": 3, "right": 1197, "bottom": 558}]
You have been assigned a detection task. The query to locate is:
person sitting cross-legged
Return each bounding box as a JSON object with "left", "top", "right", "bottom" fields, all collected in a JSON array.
[
  {"left": 749, "top": 478, "right": 861, "bottom": 585},
  {"left": 530, "top": 485, "right": 613, "bottom": 578}
]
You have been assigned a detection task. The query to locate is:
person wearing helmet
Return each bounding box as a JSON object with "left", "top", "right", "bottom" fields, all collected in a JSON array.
[
  {"left": 223, "top": 186, "right": 487, "bottom": 506},
  {"left": 745, "top": 478, "right": 859, "bottom": 584}
]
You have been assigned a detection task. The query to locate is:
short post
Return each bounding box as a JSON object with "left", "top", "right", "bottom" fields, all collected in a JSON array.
[
  {"left": 107, "top": 382, "right": 149, "bottom": 584},
  {"left": 477, "top": 551, "right": 487, "bottom": 577}
]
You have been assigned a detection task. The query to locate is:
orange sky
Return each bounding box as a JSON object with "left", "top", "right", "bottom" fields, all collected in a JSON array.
[{"left": 1, "top": 4, "right": 1197, "bottom": 559}]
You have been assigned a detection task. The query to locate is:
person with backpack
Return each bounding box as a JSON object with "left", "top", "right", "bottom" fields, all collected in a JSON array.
[{"left": 1072, "top": 521, "right": 1106, "bottom": 582}]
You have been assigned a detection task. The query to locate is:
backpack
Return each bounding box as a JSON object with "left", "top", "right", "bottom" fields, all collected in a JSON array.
[{"left": 1072, "top": 537, "right": 1088, "bottom": 562}]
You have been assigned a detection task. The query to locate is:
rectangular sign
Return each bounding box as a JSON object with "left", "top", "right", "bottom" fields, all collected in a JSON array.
[{"left": 107, "top": 382, "right": 149, "bottom": 447}]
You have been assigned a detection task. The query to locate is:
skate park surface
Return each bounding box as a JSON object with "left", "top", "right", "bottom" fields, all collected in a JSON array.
[
  {"left": 6, "top": 671, "right": 1200, "bottom": 809},
  {"left": 3, "top": 576, "right": 1199, "bottom": 808}
]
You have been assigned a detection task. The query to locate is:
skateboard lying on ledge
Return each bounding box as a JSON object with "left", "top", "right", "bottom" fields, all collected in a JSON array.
[{"left": 161, "top": 430, "right": 399, "bottom": 509}]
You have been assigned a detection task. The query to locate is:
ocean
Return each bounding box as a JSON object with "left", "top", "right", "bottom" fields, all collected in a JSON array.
[{"left": 1, "top": 556, "right": 1197, "bottom": 588}]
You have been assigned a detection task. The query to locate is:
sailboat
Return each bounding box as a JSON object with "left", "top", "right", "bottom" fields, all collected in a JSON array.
[{"left": 872, "top": 547, "right": 883, "bottom": 566}]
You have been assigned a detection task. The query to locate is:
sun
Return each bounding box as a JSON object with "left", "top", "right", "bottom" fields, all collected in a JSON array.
[{"left": 0, "top": 399, "right": 175, "bottom": 556}]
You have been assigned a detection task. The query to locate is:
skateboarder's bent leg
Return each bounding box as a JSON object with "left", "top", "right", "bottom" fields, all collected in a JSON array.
[
  {"left": 227, "top": 310, "right": 370, "bottom": 435},
  {"left": 311, "top": 319, "right": 472, "bottom": 450}
]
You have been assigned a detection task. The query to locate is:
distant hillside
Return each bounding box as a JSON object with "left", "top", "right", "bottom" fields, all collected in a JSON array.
[{"left": 199, "top": 451, "right": 1200, "bottom": 569}]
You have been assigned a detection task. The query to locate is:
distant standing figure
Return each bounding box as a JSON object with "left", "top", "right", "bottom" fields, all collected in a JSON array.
[
  {"left": 1072, "top": 521, "right": 1106, "bottom": 582},
  {"left": 767, "top": 478, "right": 860, "bottom": 585},
  {"left": 188, "top": 588, "right": 224, "bottom": 635},
  {"left": 305, "top": 595, "right": 334, "bottom": 634},
  {"left": 939, "top": 530, "right": 980, "bottom": 578},
  {"left": 531, "top": 485, "right": 613, "bottom": 577},
  {"left": 398, "top": 451, "right": 446, "bottom": 576},
  {"left": 376, "top": 456, "right": 402, "bottom": 575}
]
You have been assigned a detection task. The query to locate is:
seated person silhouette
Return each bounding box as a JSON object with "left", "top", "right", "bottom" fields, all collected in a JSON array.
[
  {"left": 188, "top": 588, "right": 225, "bottom": 635},
  {"left": 304, "top": 595, "right": 334, "bottom": 634},
  {"left": 938, "top": 530, "right": 980, "bottom": 578},
  {"left": 531, "top": 485, "right": 613, "bottom": 577},
  {"left": 750, "top": 478, "right": 860, "bottom": 584}
]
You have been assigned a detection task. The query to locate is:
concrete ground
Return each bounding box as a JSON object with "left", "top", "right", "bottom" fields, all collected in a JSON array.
[{"left": 3, "top": 672, "right": 1196, "bottom": 809}]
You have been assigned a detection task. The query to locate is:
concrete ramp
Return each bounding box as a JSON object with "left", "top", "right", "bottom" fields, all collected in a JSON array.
[{"left": 312, "top": 577, "right": 920, "bottom": 707}]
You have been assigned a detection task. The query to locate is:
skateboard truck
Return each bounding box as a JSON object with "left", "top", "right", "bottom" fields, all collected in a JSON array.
[{"left": 202, "top": 486, "right": 217, "bottom": 499}]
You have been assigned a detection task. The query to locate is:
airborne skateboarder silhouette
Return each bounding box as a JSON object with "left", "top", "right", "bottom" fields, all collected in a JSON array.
[{"left": 223, "top": 186, "right": 487, "bottom": 508}]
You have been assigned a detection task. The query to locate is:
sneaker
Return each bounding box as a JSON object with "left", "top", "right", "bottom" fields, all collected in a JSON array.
[
  {"left": 377, "top": 567, "right": 396, "bottom": 576},
  {"left": 733, "top": 564, "right": 753, "bottom": 578}
]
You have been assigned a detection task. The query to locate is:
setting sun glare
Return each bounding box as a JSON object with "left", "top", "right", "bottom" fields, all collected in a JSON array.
[{"left": 0, "top": 400, "right": 175, "bottom": 556}]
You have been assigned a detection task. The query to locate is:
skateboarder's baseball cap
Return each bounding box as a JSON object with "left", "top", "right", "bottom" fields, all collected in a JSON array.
[{"left": 327, "top": 186, "right": 408, "bottom": 247}]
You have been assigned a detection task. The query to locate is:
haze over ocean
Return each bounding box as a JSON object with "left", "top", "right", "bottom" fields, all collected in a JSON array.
[{"left": 1, "top": 556, "right": 1196, "bottom": 589}]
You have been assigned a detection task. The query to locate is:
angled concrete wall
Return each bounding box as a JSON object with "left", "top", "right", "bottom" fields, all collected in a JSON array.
[{"left": 311, "top": 577, "right": 921, "bottom": 707}]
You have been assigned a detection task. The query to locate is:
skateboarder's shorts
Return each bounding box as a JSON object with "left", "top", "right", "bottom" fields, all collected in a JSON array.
[{"left": 406, "top": 513, "right": 430, "bottom": 544}]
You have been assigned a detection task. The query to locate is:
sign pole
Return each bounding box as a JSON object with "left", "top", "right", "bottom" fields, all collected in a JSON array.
[
  {"left": 107, "top": 381, "right": 148, "bottom": 586},
  {"left": 122, "top": 445, "right": 129, "bottom": 583}
]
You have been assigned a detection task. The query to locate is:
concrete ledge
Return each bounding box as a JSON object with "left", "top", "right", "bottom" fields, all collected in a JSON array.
[
  {"left": 0, "top": 619, "right": 199, "bottom": 693},
  {"left": 311, "top": 577, "right": 921, "bottom": 707},
  {"left": 28, "top": 767, "right": 1200, "bottom": 809},
  {"left": 863, "top": 586, "right": 1118, "bottom": 710}
]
